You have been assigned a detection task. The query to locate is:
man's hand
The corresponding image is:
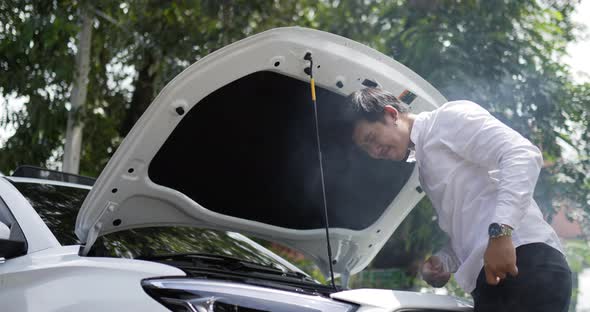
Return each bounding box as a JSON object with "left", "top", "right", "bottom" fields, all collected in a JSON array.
[
  {"left": 421, "top": 256, "right": 451, "bottom": 287},
  {"left": 483, "top": 236, "right": 518, "bottom": 285}
]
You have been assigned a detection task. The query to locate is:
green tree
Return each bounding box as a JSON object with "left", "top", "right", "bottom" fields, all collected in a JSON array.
[
  {"left": 0, "top": 0, "right": 78, "bottom": 171},
  {"left": 1, "top": 0, "right": 311, "bottom": 176},
  {"left": 1, "top": 0, "right": 588, "bottom": 295}
]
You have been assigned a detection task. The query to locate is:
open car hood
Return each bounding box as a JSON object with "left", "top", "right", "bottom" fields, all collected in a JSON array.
[{"left": 75, "top": 27, "right": 446, "bottom": 279}]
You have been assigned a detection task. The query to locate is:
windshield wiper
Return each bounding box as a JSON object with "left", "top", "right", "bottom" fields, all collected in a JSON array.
[{"left": 136, "top": 252, "right": 313, "bottom": 281}]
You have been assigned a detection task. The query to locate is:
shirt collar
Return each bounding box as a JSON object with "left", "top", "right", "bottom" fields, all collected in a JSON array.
[
  {"left": 410, "top": 112, "right": 426, "bottom": 149},
  {"left": 405, "top": 149, "right": 416, "bottom": 163}
]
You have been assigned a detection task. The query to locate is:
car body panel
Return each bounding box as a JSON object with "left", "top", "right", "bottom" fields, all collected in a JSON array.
[
  {"left": 1, "top": 161, "right": 473, "bottom": 311},
  {"left": 332, "top": 289, "right": 473, "bottom": 311},
  {"left": 0, "top": 245, "right": 184, "bottom": 312},
  {"left": 141, "top": 278, "right": 473, "bottom": 312},
  {"left": 75, "top": 26, "right": 447, "bottom": 278}
]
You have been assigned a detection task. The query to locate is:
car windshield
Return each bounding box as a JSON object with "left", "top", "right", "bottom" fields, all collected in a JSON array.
[{"left": 10, "top": 180, "right": 299, "bottom": 273}]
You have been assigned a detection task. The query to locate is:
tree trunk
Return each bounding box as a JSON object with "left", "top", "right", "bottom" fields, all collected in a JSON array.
[
  {"left": 119, "top": 53, "right": 156, "bottom": 137},
  {"left": 63, "top": 3, "right": 93, "bottom": 174}
]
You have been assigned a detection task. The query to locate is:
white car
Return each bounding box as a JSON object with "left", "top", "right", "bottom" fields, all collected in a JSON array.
[{"left": 0, "top": 27, "right": 473, "bottom": 311}]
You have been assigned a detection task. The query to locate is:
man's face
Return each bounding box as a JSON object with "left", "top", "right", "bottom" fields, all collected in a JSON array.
[{"left": 352, "top": 111, "right": 411, "bottom": 161}]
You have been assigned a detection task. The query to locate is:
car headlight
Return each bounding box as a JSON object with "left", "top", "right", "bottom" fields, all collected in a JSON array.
[{"left": 142, "top": 278, "right": 357, "bottom": 312}]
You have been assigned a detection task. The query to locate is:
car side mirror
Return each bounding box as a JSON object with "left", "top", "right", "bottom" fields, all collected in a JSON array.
[
  {"left": 0, "top": 222, "right": 26, "bottom": 260},
  {"left": 0, "top": 239, "right": 26, "bottom": 260}
]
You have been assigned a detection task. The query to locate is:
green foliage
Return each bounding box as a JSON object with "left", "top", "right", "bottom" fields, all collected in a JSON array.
[
  {"left": 387, "top": 0, "right": 580, "bottom": 219},
  {"left": 1, "top": 0, "right": 589, "bottom": 296},
  {"left": 350, "top": 267, "right": 417, "bottom": 289},
  {"left": 557, "top": 82, "right": 590, "bottom": 220},
  {"left": 564, "top": 240, "right": 590, "bottom": 311},
  {"left": 0, "top": 0, "right": 77, "bottom": 171},
  {"left": 0, "top": 0, "right": 311, "bottom": 176},
  {"left": 267, "top": 245, "right": 329, "bottom": 284},
  {"left": 565, "top": 239, "right": 590, "bottom": 273},
  {"left": 370, "top": 198, "right": 447, "bottom": 271}
]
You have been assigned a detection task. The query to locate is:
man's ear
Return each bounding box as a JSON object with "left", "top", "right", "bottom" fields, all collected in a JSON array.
[{"left": 383, "top": 105, "right": 399, "bottom": 121}]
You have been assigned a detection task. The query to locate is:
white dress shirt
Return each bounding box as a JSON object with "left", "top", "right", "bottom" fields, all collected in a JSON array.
[{"left": 410, "top": 100, "right": 563, "bottom": 293}]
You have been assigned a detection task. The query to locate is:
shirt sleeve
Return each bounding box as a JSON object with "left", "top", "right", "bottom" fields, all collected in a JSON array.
[
  {"left": 434, "top": 244, "right": 460, "bottom": 273},
  {"left": 434, "top": 101, "right": 543, "bottom": 230}
]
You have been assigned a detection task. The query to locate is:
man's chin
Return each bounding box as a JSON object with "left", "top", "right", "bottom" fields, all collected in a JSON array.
[
  {"left": 387, "top": 155, "right": 404, "bottom": 161},
  {"left": 391, "top": 150, "right": 410, "bottom": 161}
]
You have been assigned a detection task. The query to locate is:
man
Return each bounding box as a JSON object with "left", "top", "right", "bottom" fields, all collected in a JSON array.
[{"left": 345, "top": 87, "right": 571, "bottom": 311}]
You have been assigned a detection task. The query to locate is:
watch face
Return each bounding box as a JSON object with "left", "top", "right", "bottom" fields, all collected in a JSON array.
[{"left": 488, "top": 223, "right": 502, "bottom": 237}]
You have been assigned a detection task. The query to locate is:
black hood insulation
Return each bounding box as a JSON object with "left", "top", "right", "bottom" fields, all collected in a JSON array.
[{"left": 149, "top": 71, "right": 414, "bottom": 231}]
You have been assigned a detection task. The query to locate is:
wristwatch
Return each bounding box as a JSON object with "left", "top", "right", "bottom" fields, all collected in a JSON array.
[{"left": 488, "top": 223, "right": 513, "bottom": 239}]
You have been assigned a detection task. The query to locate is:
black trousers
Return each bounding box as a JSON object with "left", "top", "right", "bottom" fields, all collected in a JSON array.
[{"left": 471, "top": 243, "right": 572, "bottom": 312}]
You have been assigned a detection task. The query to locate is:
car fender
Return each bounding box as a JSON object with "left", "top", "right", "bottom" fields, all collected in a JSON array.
[{"left": 0, "top": 246, "right": 185, "bottom": 312}]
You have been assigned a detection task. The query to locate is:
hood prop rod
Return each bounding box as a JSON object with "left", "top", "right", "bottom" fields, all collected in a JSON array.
[{"left": 304, "top": 52, "right": 337, "bottom": 291}]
